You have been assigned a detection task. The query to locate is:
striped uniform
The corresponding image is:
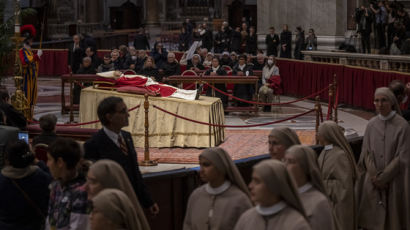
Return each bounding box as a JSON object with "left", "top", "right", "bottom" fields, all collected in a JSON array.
[{"left": 19, "top": 47, "right": 40, "bottom": 106}]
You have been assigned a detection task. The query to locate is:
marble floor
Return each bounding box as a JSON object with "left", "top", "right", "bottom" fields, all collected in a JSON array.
[{"left": 2, "top": 77, "right": 374, "bottom": 173}]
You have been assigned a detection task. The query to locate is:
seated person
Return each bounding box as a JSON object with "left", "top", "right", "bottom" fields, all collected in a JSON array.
[
  {"left": 136, "top": 50, "right": 148, "bottom": 72},
  {"left": 259, "top": 56, "right": 279, "bottom": 112},
  {"left": 202, "top": 53, "right": 213, "bottom": 68},
  {"left": 139, "top": 56, "right": 160, "bottom": 82},
  {"left": 204, "top": 57, "right": 228, "bottom": 107},
  {"left": 233, "top": 54, "right": 254, "bottom": 107},
  {"left": 229, "top": 52, "right": 238, "bottom": 68},
  {"left": 252, "top": 53, "right": 266, "bottom": 70},
  {"left": 97, "top": 55, "right": 114, "bottom": 73},
  {"left": 150, "top": 42, "right": 168, "bottom": 69},
  {"left": 0, "top": 89, "right": 26, "bottom": 130},
  {"left": 74, "top": 57, "right": 96, "bottom": 104},
  {"left": 124, "top": 46, "right": 138, "bottom": 70},
  {"left": 159, "top": 52, "right": 181, "bottom": 81},
  {"left": 246, "top": 54, "right": 254, "bottom": 66},
  {"left": 220, "top": 51, "right": 232, "bottom": 66},
  {"left": 187, "top": 54, "right": 205, "bottom": 71},
  {"left": 199, "top": 48, "right": 208, "bottom": 63},
  {"left": 111, "top": 50, "right": 123, "bottom": 70},
  {"left": 76, "top": 57, "right": 97, "bottom": 74},
  {"left": 46, "top": 138, "right": 89, "bottom": 230},
  {"left": 85, "top": 46, "right": 101, "bottom": 71},
  {"left": 32, "top": 114, "right": 58, "bottom": 146}
]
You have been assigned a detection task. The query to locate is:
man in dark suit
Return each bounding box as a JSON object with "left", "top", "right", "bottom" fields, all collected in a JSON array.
[
  {"left": 84, "top": 97, "right": 159, "bottom": 214},
  {"left": 68, "top": 34, "right": 84, "bottom": 74},
  {"left": 265, "top": 27, "right": 280, "bottom": 57},
  {"left": 0, "top": 89, "right": 27, "bottom": 130}
]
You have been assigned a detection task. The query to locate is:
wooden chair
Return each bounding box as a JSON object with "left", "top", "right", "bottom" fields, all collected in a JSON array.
[
  {"left": 123, "top": 69, "right": 137, "bottom": 75},
  {"left": 181, "top": 70, "right": 198, "bottom": 89}
]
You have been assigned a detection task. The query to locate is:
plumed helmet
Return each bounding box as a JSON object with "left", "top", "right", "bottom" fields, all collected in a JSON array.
[{"left": 20, "top": 24, "right": 36, "bottom": 44}]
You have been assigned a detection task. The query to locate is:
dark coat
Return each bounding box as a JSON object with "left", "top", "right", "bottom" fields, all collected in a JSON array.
[
  {"left": 201, "top": 29, "right": 214, "bottom": 51},
  {"left": 0, "top": 103, "right": 27, "bottom": 130},
  {"left": 204, "top": 67, "right": 228, "bottom": 107},
  {"left": 160, "top": 61, "right": 181, "bottom": 80},
  {"left": 246, "top": 33, "right": 258, "bottom": 55},
  {"left": 32, "top": 132, "right": 58, "bottom": 147},
  {"left": 232, "top": 64, "right": 254, "bottom": 106},
  {"left": 140, "top": 67, "right": 160, "bottom": 81},
  {"left": 0, "top": 168, "right": 52, "bottom": 230},
  {"left": 84, "top": 129, "right": 154, "bottom": 208},
  {"left": 265, "top": 34, "right": 280, "bottom": 56},
  {"left": 133, "top": 34, "right": 150, "bottom": 50},
  {"left": 97, "top": 63, "right": 114, "bottom": 73},
  {"left": 76, "top": 66, "right": 96, "bottom": 75},
  {"left": 68, "top": 43, "right": 84, "bottom": 74},
  {"left": 280, "top": 30, "right": 292, "bottom": 58},
  {"left": 294, "top": 31, "right": 305, "bottom": 60},
  {"left": 187, "top": 61, "right": 205, "bottom": 70},
  {"left": 214, "top": 30, "right": 231, "bottom": 53},
  {"left": 179, "top": 32, "right": 191, "bottom": 51},
  {"left": 150, "top": 48, "right": 168, "bottom": 69},
  {"left": 230, "top": 31, "right": 242, "bottom": 53}
]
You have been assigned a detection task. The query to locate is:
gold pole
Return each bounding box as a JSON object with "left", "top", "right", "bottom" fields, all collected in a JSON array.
[
  {"left": 140, "top": 94, "right": 158, "bottom": 166},
  {"left": 10, "top": 0, "right": 31, "bottom": 119},
  {"left": 315, "top": 96, "right": 321, "bottom": 145},
  {"left": 328, "top": 81, "right": 334, "bottom": 121},
  {"left": 333, "top": 74, "right": 338, "bottom": 123}
]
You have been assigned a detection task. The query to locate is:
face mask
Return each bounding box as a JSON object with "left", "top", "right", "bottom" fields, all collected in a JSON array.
[
  {"left": 267, "top": 60, "right": 273, "bottom": 65},
  {"left": 402, "top": 95, "right": 408, "bottom": 104},
  {"left": 131, "top": 56, "right": 137, "bottom": 60}
]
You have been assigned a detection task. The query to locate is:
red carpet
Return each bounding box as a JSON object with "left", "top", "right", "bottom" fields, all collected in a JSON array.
[{"left": 136, "top": 129, "right": 315, "bottom": 164}]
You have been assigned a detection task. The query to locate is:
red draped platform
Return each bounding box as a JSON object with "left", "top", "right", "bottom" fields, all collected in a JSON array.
[{"left": 31, "top": 49, "right": 410, "bottom": 111}]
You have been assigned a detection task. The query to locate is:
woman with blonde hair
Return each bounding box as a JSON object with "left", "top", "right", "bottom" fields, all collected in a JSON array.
[
  {"left": 285, "top": 145, "right": 335, "bottom": 230},
  {"left": 140, "top": 56, "right": 159, "bottom": 80},
  {"left": 86, "top": 160, "right": 150, "bottom": 230},
  {"left": 90, "top": 189, "right": 141, "bottom": 230},
  {"left": 234, "top": 159, "right": 311, "bottom": 230},
  {"left": 183, "top": 147, "right": 252, "bottom": 230},
  {"left": 317, "top": 120, "right": 358, "bottom": 230}
]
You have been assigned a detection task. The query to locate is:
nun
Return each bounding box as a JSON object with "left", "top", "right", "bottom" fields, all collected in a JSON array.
[
  {"left": 90, "top": 189, "right": 142, "bottom": 230},
  {"left": 268, "top": 127, "right": 301, "bottom": 160},
  {"left": 357, "top": 87, "right": 410, "bottom": 230},
  {"left": 85, "top": 160, "right": 150, "bottom": 230},
  {"left": 234, "top": 159, "right": 311, "bottom": 230},
  {"left": 284, "top": 145, "right": 335, "bottom": 230},
  {"left": 317, "top": 120, "right": 358, "bottom": 230},
  {"left": 183, "top": 147, "right": 252, "bottom": 230}
]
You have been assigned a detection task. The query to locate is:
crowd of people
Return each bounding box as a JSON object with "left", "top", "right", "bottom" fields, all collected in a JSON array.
[
  {"left": 0, "top": 79, "right": 409, "bottom": 229},
  {"left": 355, "top": 1, "right": 410, "bottom": 54}
]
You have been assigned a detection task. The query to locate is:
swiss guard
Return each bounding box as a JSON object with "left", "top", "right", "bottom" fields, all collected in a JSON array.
[{"left": 19, "top": 24, "right": 42, "bottom": 109}]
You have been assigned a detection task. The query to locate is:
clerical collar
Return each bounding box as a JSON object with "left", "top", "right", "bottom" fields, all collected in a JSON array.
[
  {"left": 378, "top": 111, "right": 396, "bottom": 121},
  {"left": 256, "top": 201, "right": 287, "bottom": 216},
  {"left": 205, "top": 181, "right": 231, "bottom": 195},
  {"left": 298, "top": 183, "right": 312, "bottom": 194},
  {"left": 324, "top": 144, "right": 333, "bottom": 151},
  {"left": 212, "top": 66, "right": 220, "bottom": 72}
]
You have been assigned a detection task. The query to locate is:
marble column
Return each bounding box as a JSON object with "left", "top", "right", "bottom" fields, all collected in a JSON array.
[
  {"left": 86, "top": 0, "right": 103, "bottom": 23},
  {"left": 145, "top": 0, "right": 159, "bottom": 25}
]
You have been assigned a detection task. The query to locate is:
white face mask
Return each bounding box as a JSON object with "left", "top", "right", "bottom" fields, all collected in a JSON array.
[
  {"left": 131, "top": 56, "right": 137, "bottom": 60},
  {"left": 402, "top": 95, "right": 408, "bottom": 104},
  {"left": 267, "top": 60, "right": 273, "bottom": 65}
]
